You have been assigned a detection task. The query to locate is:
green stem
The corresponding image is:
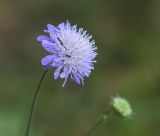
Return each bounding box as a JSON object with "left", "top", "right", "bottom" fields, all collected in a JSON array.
[
  {"left": 85, "top": 110, "right": 113, "bottom": 136},
  {"left": 25, "top": 70, "right": 48, "bottom": 136},
  {"left": 86, "top": 117, "right": 103, "bottom": 136}
]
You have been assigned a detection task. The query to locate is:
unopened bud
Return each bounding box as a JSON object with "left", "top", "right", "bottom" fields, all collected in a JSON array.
[{"left": 111, "top": 96, "right": 132, "bottom": 117}]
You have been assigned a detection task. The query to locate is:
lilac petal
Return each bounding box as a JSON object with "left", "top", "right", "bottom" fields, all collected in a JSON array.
[
  {"left": 72, "top": 72, "right": 81, "bottom": 84},
  {"left": 62, "top": 74, "right": 69, "bottom": 87},
  {"left": 54, "top": 56, "right": 62, "bottom": 62},
  {"left": 79, "top": 66, "right": 90, "bottom": 77},
  {"left": 60, "top": 67, "right": 69, "bottom": 79},
  {"left": 51, "top": 61, "right": 58, "bottom": 67},
  {"left": 45, "top": 24, "right": 62, "bottom": 46},
  {"left": 66, "top": 21, "right": 71, "bottom": 30},
  {"left": 41, "top": 55, "right": 53, "bottom": 66},
  {"left": 37, "top": 35, "right": 51, "bottom": 41},
  {"left": 42, "top": 40, "right": 58, "bottom": 53},
  {"left": 58, "top": 23, "right": 65, "bottom": 30},
  {"left": 47, "top": 24, "right": 59, "bottom": 32},
  {"left": 47, "top": 24, "right": 60, "bottom": 39},
  {"left": 51, "top": 55, "right": 61, "bottom": 67},
  {"left": 62, "top": 67, "right": 72, "bottom": 87},
  {"left": 54, "top": 65, "right": 63, "bottom": 80},
  {"left": 47, "top": 24, "right": 54, "bottom": 31}
]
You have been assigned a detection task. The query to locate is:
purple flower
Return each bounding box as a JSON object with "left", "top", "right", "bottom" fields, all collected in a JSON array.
[{"left": 37, "top": 21, "right": 97, "bottom": 86}]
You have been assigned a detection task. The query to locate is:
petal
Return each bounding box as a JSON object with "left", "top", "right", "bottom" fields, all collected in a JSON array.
[
  {"left": 72, "top": 70, "right": 85, "bottom": 85},
  {"left": 41, "top": 55, "right": 53, "bottom": 66},
  {"left": 54, "top": 65, "right": 63, "bottom": 80},
  {"left": 66, "top": 21, "right": 71, "bottom": 30},
  {"left": 62, "top": 75, "right": 69, "bottom": 87},
  {"left": 37, "top": 35, "right": 51, "bottom": 41},
  {"left": 42, "top": 40, "right": 58, "bottom": 53},
  {"left": 61, "top": 66, "right": 72, "bottom": 87},
  {"left": 47, "top": 24, "right": 59, "bottom": 32},
  {"left": 51, "top": 61, "right": 58, "bottom": 67},
  {"left": 45, "top": 24, "right": 61, "bottom": 45},
  {"left": 60, "top": 66, "right": 69, "bottom": 79},
  {"left": 51, "top": 55, "right": 61, "bottom": 67},
  {"left": 72, "top": 71, "right": 80, "bottom": 84},
  {"left": 79, "top": 66, "right": 91, "bottom": 77}
]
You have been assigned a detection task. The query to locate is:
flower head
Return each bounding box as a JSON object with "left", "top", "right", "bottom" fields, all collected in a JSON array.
[
  {"left": 37, "top": 21, "right": 97, "bottom": 86},
  {"left": 111, "top": 96, "right": 132, "bottom": 117}
]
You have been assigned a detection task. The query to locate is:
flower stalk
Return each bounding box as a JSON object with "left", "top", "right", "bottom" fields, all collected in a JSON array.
[
  {"left": 25, "top": 70, "right": 48, "bottom": 136},
  {"left": 86, "top": 110, "right": 113, "bottom": 136},
  {"left": 85, "top": 96, "right": 132, "bottom": 136}
]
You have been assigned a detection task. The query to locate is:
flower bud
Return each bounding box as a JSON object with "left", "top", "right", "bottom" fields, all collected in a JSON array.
[{"left": 111, "top": 96, "right": 132, "bottom": 117}]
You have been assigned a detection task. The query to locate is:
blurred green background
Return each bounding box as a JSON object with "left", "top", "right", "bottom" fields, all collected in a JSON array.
[{"left": 0, "top": 0, "right": 160, "bottom": 136}]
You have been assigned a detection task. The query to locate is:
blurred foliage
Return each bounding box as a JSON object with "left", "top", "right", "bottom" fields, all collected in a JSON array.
[{"left": 0, "top": 0, "right": 160, "bottom": 136}]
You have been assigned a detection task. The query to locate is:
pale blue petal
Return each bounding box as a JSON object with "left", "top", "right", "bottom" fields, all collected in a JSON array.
[
  {"left": 42, "top": 40, "right": 58, "bottom": 53},
  {"left": 54, "top": 65, "right": 63, "bottom": 80},
  {"left": 41, "top": 55, "right": 53, "bottom": 66},
  {"left": 37, "top": 35, "right": 51, "bottom": 41}
]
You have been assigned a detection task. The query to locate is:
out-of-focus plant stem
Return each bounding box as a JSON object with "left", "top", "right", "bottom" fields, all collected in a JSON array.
[{"left": 25, "top": 70, "right": 48, "bottom": 136}]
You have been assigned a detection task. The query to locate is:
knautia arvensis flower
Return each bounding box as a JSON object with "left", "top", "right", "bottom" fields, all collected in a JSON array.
[{"left": 37, "top": 21, "right": 97, "bottom": 86}]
